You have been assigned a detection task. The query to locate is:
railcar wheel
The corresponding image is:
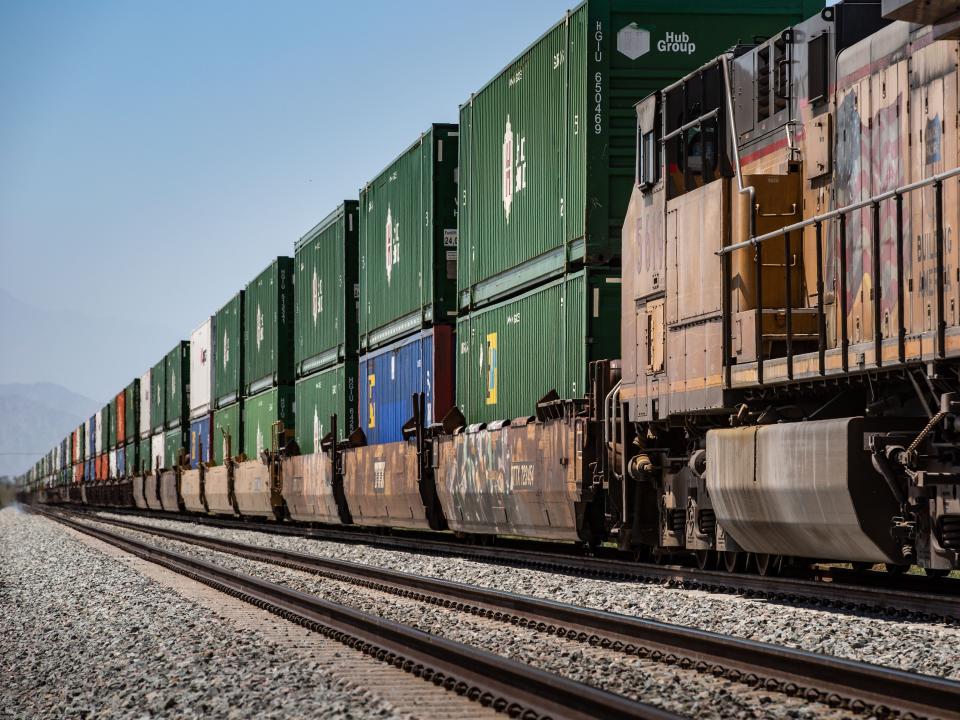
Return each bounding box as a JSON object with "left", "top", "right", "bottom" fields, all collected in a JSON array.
[
  {"left": 754, "top": 553, "right": 782, "bottom": 577},
  {"left": 885, "top": 563, "right": 909, "bottom": 575},
  {"left": 925, "top": 568, "right": 950, "bottom": 579},
  {"left": 695, "top": 550, "right": 716, "bottom": 571},
  {"left": 850, "top": 561, "right": 873, "bottom": 572},
  {"left": 722, "top": 551, "right": 746, "bottom": 573}
]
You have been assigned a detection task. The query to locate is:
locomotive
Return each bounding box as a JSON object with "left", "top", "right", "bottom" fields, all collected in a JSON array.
[{"left": 27, "top": 0, "right": 960, "bottom": 578}]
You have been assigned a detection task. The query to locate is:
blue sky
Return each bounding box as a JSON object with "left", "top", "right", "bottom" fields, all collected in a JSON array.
[{"left": 0, "top": 0, "right": 567, "bottom": 402}]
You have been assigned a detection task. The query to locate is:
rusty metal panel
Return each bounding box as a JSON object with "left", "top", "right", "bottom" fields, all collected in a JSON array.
[
  {"left": 342, "top": 442, "right": 430, "bottom": 529},
  {"left": 205, "top": 465, "right": 236, "bottom": 516},
  {"left": 435, "top": 417, "right": 585, "bottom": 541},
  {"left": 234, "top": 459, "right": 277, "bottom": 518},
  {"left": 281, "top": 453, "right": 342, "bottom": 523},
  {"left": 132, "top": 474, "right": 147, "bottom": 510},
  {"left": 180, "top": 468, "right": 205, "bottom": 513},
  {"left": 159, "top": 470, "right": 180, "bottom": 512},
  {"left": 144, "top": 474, "right": 162, "bottom": 511}
]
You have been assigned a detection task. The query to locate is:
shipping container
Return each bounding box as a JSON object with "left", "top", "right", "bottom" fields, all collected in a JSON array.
[
  {"left": 243, "top": 385, "right": 294, "bottom": 459},
  {"left": 164, "top": 427, "right": 187, "bottom": 469},
  {"left": 138, "top": 436, "right": 151, "bottom": 474},
  {"left": 108, "top": 395, "right": 117, "bottom": 449},
  {"left": 78, "top": 424, "right": 86, "bottom": 462},
  {"left": 190, "top": 316, "right": 215, "bottom": 418},
  {"left": 150, "top": 433, "right": 164, "bottom": 472},
  {"left": 116, "top": 390, "right": 126, "bottom": 446},
  {"left": 94, "top": 410, "right": 103, "bottom": 457},
  {"left": 124, "top": 440, "right": 137, "bottom": 478},
  {"left": 165, "top": 341, "right": 190, "bottom": 430},
  {"left": 456, "top": 269, "right": 620, "bottom": 423},
  {"left": 294, "top": 360, "right": 358, "bottom": 454},
  {"left": 295, "top": 202, "right": 360, "bottom": 377},
  {"left": 359, "top": 124, "right": 459, "bottom": 350},
  {"left": 189, "top": 413, "right": 213, "bottom": 468},
  {"left": 212, "top": 401, "right": 242, "bottom": 465},
  {"left": 151, "top": 359, "right": 166, "bottom": 434},
  {"left": 358, "top": 325, "right": 454, "bottom": 445},
  {"left": 139, "top": 369, "right": 152, "bottom": 439},
  {"left": 109, "top": 449, "right": 117, "bottom": 479},
  {"left": 457, "top": 0, "right": 822, "bottom": 309},
  {"left": 125, "top": 379, "right": 139, "bottom": 442},
  {"left": 116, "top": 445, "right": 125, "bottom": 479},
  {"left": 244, "top": 258, "right": 294, "bottom": 396},
  {"left": 214, "top": 291, "right": 244, "bottom": 408}
]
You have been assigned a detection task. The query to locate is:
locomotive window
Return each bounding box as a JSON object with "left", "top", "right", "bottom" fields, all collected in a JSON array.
[
  {"left": 639, "top": 130, "right": 658, "bottom": 189},
  {"left": 808, "top": 33, "right": 828, "bottom": 105}
]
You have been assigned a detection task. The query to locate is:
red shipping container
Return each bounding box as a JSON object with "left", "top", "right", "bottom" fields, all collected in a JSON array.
[{"left": 116, "top": 391, "right": 126, "bottom": 445}]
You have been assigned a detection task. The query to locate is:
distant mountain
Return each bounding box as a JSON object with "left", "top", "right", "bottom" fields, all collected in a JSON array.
[{"left": 0, "top": 383, "right": 100, "bottom": 477}]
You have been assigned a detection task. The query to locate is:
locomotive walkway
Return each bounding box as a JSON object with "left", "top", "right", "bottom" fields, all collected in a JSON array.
[{"left": 43, "top": 507, "right": 960, "bottom": 720}]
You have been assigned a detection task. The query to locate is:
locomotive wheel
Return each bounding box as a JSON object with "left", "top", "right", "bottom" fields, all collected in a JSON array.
[
  {"left": 925, "top": 568, "right": 950, "bottom": 579},
  {"left": 695, "top": 550, "right": 716, "bottom": 571},
  {"left": 885, "top": 563, "right": 909, "bottom": 575},
  {"left": 722, "top": 551, "right": 746, "bottom": 573},
  {"left": 850, "top": 561, "right": 873, "bottom": 572},
  {"left": 754, "top": 553, "right": 782, "bottom": 577}
]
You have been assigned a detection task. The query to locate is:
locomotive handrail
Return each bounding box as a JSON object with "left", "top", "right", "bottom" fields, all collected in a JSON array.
[{"left": 718, "top": 164, "right": 960, "bottom": 255}]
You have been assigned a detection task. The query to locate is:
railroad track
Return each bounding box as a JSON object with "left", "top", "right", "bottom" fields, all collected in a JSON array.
[
  {"left": 35, "top": 507, "right": 677, "bottom": 720},
  {"left": 51, "top": 507, "right": 960, "bottom": 720},
  {"left": 70, "top": 504, "right": 960, "bottom": 623}
]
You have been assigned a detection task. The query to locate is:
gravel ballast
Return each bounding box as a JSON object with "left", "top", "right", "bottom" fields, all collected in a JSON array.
[
  {"left": 88, "top": 517, "right": 894, "bottom": 720},
  {"left": 95, "top": 511, "right": 960, "bottom": 681},
  {"left": 0, "top": 508, "right": 415, "bottom": 720}
]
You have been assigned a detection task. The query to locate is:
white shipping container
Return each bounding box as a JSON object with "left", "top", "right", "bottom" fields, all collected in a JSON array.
[
  {"left": 190, "top": 316, "right": 215, "bottom": 418},
  {"left": 150, "top": 433, "right": 164, "bottom": 472},
  {"left": 140, "top": 370, "right": 152, "bottom": 439},
  {"left": 109, "top": 449, "right": 117, "bottom": 478},
  {"left": 85, "top": 417, "right": 94, "bottom": 459},
  {"left": 94, "top": 409, "right": 103, "bottom": 456}
]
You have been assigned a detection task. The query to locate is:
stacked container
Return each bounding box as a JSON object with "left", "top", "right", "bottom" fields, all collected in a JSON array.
[
  {"left": 150, "top": 358, "right": 165, "bottom": 473},
  {"left": 189, "top": 317, "right": 215, "bottom": 468},
  {"left": 164, "top": 341, "right": 190, "bottom": 469},
  {"left": 294, "top": 202, "right": 360, "bottom": 453},
  {"left": 242, "top": 258, "right": 294, "bottom": 457},
  {"left": 213, "top": 291, "right": 244, "bottom": 465},
  {"left": 357, "top": 126, "right": 458, "bottom": 442},
  {"left": 124, "top": 379, "right": 139, "bottom": 478},
  {"left": 139, "top": 369, "right": 152, "bottom": 473}
]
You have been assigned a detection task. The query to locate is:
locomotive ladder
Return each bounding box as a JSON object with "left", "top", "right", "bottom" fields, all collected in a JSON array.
[{"left": 718, "top": 165, "right": 960, "bottom": 386}]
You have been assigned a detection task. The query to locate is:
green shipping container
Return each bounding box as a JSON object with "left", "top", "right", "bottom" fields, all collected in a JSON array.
[
  {"left": 125, "top": 440, "right": 137, "bottom": 478},
  {"left": 108, "top": 396, "right": 117, "bottom": 449},
  {"left": 213, "top": 401, "right": 243, "bottom": 465},
  {"left": 164, "top": 427, "right": 187, "bottom": 469},
  {"left": 359, "top": 124, "right": 459, "bottom": 350},
  {"left": 138, "top": 436, "right": 151, "bottom": 473},
  {"left": 243, "top": 386, "right": 294, "bottom": 459},
  {"left": 214, "top": 291, "right": 244, "bottom": 408},
  {"left": 457, "top": 0, "right": 821, "bottom": 308},
  {"left": 295, "top": 201, "right": 359, "bottom": 377},
  {"left": 294, "top": 361, "right": 358, "bottom": 454},
  {"left": 456, "top": 269, "right": 620, "bottom": 423},
  {"left": 165, "top": 341, "right": 190, "bottom": 429},
  {"left": 125, "top": 379, "right": 139, "bottom": 441},
  {"left": 151, "top": 357, "right": 166, "bottom": 434},
  {"left": 244, "top": 257, "right": 294, "bottom": 396}
]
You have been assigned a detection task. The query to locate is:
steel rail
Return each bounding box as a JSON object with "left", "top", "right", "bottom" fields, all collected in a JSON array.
[
  {"left": 64, "top": 509, "right": 960, "bottom": 720},
  {"left": 67, "top": 504, "right": 960, "bottom": 623},
  {"left": 38, "top": 507, "right": 676, "bottom": 720}
]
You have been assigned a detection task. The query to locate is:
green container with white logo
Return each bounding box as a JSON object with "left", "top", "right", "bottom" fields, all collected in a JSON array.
[
  {"left": 165, "top": 341, "right": 190, "bottom": 430},
  {"left": 457, "top": 0, "right": 820, "bottom": 309},
  {"left": 164, "top": 426, "right": 187, "bottom": 469},
  {"left": 456, "top": 269, "right": 621, "bottom": 424},
  {"left": 244, "top": 257, "right": 294, "bottom": 397},
  {"left": 125, "top": 440, "right": 137, "bottom": 478},
  {"left": 212, "top": 401, "right": 243, "bottom": 465},
  {"left": 294, "top": 361, "right": 358, "bottom": 454},
  {"left": 243, "top": 386, "right": 294, "bottom": 459},
  {"left": 125, "top": 379, "right": 139, "bottom": 442},
  {"left": 151, "top": 357, "right": 166, "bottom": 434},
  {"left": 295, "top": 202, "right": 359, "bottom": 377},
  {"left": 359, "top": 124, "right": 459, "bottom": 351},
  {"left": 214, "top": 291, "right": 244, "bottom": 409}
]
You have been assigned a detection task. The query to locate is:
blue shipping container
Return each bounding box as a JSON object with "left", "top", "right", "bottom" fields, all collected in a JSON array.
[
  {"left": 189, "top": 414, "right": 213, "bottom": 468},
  {"left": 116, "top": 446, "right": 126, "bottom": 479},
  {"left": 85, "top": 458, "right": 94, "bottom": 482},
  {"left": 358, "top": 325, "right": 454, "bottom": 445},
  {"left": 88, "top": 415, "right": 96, "bottom": 458}
]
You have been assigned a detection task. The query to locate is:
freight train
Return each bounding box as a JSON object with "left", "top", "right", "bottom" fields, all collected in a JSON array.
[{"left": 20, "top": 0, "right": 960, "bottom": 577}]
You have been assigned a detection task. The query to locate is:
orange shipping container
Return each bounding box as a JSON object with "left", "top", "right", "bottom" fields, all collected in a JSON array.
[{"left": 116, "top": 391, "right": 126, "bottom": 445}]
